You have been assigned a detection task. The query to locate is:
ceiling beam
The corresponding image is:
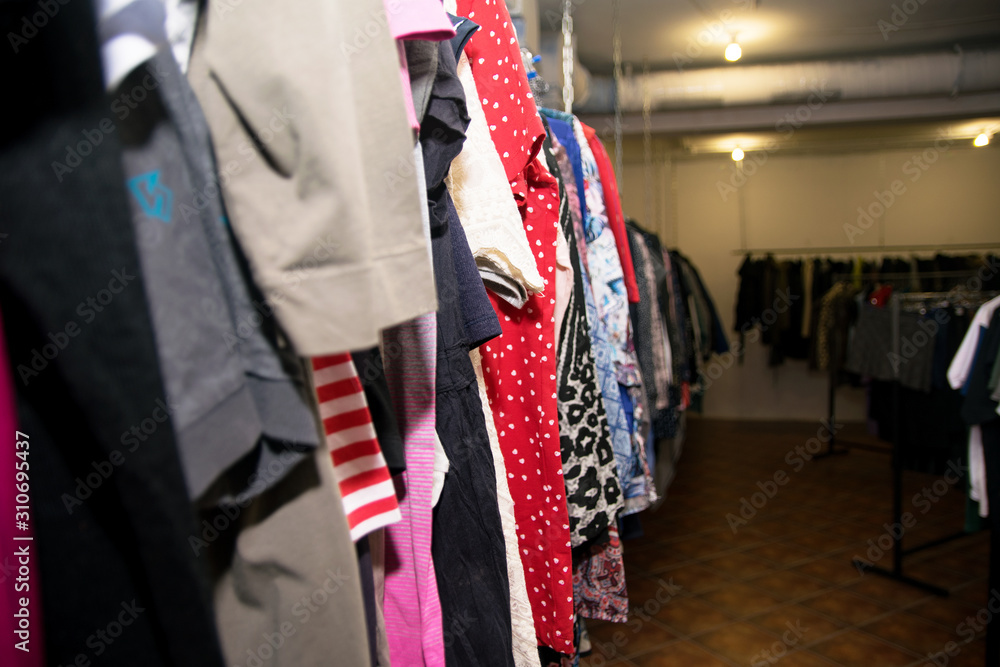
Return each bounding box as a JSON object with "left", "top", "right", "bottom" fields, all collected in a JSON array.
[{"left": 578, "top": 92, "right": 1000, "bottom": 135}]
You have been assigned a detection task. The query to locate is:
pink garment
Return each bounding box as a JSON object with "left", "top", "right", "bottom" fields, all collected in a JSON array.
[
  {"left": 384, "top": 0, "right": 457, "bottom": 130},
  {"left": 0, "top": 311, "right": 45, "bottom": 666},
  {"left": 553, "top": 222, "right": 574, "bottom": 342},
  {"left": 382, "top": 313, "right": 445, "bottom": 666}
]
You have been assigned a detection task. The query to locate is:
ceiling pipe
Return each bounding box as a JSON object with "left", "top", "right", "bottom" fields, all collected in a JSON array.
[{"left": 573, "top": 46, "right": 1000, "bottom": 114}]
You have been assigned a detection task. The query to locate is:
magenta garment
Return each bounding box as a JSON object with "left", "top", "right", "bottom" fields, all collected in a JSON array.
[
  {"left": 382, "top": 313, "right": 445, "bottom": 666},
  {"left": 0, "top": 311, "right": 44, "bottom": 666},
  {"left": 384, "top": 0, "right": 457, "bottom": 130},
  {"left": 385, "top": 0, "right": 455, "bottom": 39}
]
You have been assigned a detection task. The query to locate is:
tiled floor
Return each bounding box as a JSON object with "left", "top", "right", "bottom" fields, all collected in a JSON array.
[{"left": 581, "top": 418, "right": 993, "bottom": 667}]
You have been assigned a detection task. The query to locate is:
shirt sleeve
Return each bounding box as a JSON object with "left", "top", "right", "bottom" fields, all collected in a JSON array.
[{"left": 582, "top": 122, "right": 640, "bottom": 304}]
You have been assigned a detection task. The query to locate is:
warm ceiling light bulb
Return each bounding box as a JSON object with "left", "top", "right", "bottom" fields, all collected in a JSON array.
[
  {"left": 725, "top": 41, "right": 742, "bottom": 62},
  {"left": 974, "top": 133, "right": 990, "bottom": 147},
  {"left": 732, "top": 147, "right": 745, "bottom": 161}
]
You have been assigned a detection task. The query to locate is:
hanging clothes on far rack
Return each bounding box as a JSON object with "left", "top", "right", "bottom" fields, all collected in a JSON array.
[{"left": 948, "top": 295, "right": 1000, "bottom": 516}]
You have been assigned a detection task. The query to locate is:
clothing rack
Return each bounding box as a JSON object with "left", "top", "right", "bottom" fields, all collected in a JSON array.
[
  {"left": 822, "top": 271, "right": 989, "bottom": 459},
  {"left": 850, "top": 290, "right": 998, "bottom": 597},
  {"left": 731, "top": 242, "right": 1000, "bottom": 256}
]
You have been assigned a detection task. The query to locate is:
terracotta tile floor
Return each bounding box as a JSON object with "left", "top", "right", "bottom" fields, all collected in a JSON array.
[{"left": 580, "top": 418, "right": 992, "bottom": 667}]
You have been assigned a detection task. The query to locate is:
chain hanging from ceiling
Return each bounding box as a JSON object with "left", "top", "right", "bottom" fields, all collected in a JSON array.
[
  {"left": 561, "top": 0, "right": 574, "bottom": 113},
  {"left": 643, "top": 58, "right": 653, "bottom": 228},
  {"left": 612, "top": 0, "right": 624, "bottom": 193}
]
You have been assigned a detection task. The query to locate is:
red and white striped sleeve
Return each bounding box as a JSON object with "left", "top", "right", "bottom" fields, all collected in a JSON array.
[{"left": 312, "top": 353, "right": 401, "bottom": 540}]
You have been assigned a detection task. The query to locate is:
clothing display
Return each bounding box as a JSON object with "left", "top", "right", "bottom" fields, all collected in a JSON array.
[
  {"left": 806, "top": 264, "right": 1000, "bottom": 477},
  {"left": 542, "top": 109, "right": 646, "bottom": 517},
  {"left": 544, "top": 130, "right": 622, "bottom": 548},
  {"left": 4, "top": 0, "right": 999, "bottom": 661},
  {"left": 447, "top": 51, "right": 545, "bottom": 308},
  {"left": 471, "top": 349, "right": 543, "bottom": 667},
  {"left": 735, "top": 253, "right": 1000, "bottom": 371},
  {"left": 949, "top": 296, "right": 1000, "bottom": 515},
  {"left": 947, "top": 296, "right": 1000, "bottom": 665},
  {"left": 0, "top": 0, "right": 731, "bottom": 664}
]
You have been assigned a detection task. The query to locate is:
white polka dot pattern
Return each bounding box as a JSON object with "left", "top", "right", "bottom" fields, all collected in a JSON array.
[
  {"left": 479, "top": 157, "right": 575, "bottom": 655},
  {"left": 456, "top": 0, "right": 545, "bottom": 183}
]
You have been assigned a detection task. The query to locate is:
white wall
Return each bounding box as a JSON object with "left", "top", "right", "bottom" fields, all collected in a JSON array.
[{"left": 618, "top": 140, "right": 1000, "bottom": 420}]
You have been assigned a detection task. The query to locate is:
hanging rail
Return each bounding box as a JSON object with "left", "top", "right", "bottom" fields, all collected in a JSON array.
[{"left": 732, "top": 242, "right": 1000, "bottom": 256}]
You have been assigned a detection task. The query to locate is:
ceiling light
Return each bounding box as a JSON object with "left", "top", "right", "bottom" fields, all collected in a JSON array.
[
  {"left": 974, "top": 133, "right": 990, "bottom": 147},
  {"left": 732, "top": 147, "right": 745, "bottom": 161},
  {"left": 725, "top": 41, "right": 742, "bottom": 62}
]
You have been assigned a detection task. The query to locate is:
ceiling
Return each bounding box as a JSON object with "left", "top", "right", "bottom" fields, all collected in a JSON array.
[
  {"left": 537, "top": 0, "right": 1000, "bottom": 74},
  {"left": 529, "top": 0, "right": 1000, "bottom": 147}
]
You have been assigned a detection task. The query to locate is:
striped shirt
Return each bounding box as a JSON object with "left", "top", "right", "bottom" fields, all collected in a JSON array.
[{"left": 312, "top": 353, "right": 401, "bottom": 540}]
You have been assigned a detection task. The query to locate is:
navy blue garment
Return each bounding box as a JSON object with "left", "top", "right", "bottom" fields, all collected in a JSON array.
[
  {"left": 417, "top": 40, "right": 514, "bottom": 667},
  {"left": 448, "top": 204, "right": 502, "bottom": 349},
  {"left": 353, "top": 347, "right": 406, "bottom": 474},
  {"left": 448, "top": 13, "right": 480, "bottom": 59}
]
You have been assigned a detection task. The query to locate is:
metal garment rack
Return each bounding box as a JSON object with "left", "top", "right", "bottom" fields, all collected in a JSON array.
[
  {"left": 851, "top": 290, "right": 998, "bottom": 597},
  {"left": 821, "top": 270, "right": 997, "bottom": 459},
  {"left": 731, "top": 242, "right": 1000, "bottom": 256}
]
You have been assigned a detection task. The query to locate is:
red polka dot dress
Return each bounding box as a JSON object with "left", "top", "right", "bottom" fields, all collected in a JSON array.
[
  {"left": 456, "top": 0, "right": 545, "bottom": 184},
  {"left": 480, "top": 157, "right": 575, "bottom": 656},
  {"left": 455, "top": 0, "right": 574, "bottom": 654}
]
